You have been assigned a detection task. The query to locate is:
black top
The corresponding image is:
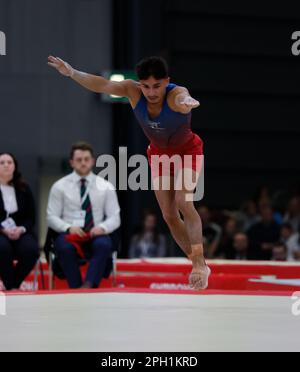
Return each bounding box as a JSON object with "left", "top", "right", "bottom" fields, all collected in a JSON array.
[{"left": 0, "top": 184, "right": 36, "bottom": 234}]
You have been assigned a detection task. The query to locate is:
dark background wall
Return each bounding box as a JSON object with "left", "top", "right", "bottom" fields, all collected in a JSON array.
[{"left": 0, "top": 0, "right": 113, "bottom": 197}]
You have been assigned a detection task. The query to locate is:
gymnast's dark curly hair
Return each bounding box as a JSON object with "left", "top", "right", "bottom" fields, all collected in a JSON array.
[{"left": 136, "top": 56, "right": 169, "bottom": 80}]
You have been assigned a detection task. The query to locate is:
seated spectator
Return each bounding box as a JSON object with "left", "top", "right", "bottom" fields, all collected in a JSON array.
[
  {"left": 284, "top": 196, "right": 300, "bottom": 232},
  {"left": 258, "top": 200, "right": 283, "bottom": 226},
  {"left": 0, "top": 153, "right": 39, "bottom": 290},
  {"left": 253, "top": 186, "right": 283, "bottom": 225},
  {"left": 47, "top": 142, "right": 121, "bottom": 289},
  {"left": 232, "top": 233, "right": 250, "bottom": 261},
  {"left": 280, "top": 223, "right": 300, "bottom": 261},
  {"left": 216, "top": 218, "right": 239, "bottom": 259},
  {"left": 129, "top": 211, "right": 167, "bottom": 259},
  {"left": 247, "top": 205, "right": 280, "bottom": 260},
  {"left": 272, "top": 243, "right": 288, "bottom": 262},
  {"left": 197, "top": 206, "right": 222, "bottom": 258},
  {"left": 239, "top": 200, "right": 261, "bottom": 232}
]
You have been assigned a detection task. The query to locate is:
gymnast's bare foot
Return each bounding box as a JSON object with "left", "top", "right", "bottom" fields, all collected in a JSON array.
[
  {"left": 188, "top": 245, "right": 211, "bottom": 290},
  {"left": 189, "top": 264, "right": 211, "bottom": 290}
]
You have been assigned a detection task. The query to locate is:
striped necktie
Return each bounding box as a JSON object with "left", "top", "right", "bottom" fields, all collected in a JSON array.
[{"left": 80, "top": 178, "right": 95, "bottom": 232}]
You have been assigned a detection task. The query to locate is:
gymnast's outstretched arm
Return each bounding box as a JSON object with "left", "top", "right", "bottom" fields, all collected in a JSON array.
[
  {"left": 48, "top": 55, "right": 136, "bottom": 98},
  {"left": 169, "top": 86, "right": 200, "bottom": 114}
]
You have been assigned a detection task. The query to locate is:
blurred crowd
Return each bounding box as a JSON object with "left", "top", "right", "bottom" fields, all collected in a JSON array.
[{"left": 130, "top": 187, "right": 300, "bottom": 262}]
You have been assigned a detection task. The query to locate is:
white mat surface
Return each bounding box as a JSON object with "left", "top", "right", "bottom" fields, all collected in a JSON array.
[{"left": 0, "top": 292, "right": 299, "bottom": 352}]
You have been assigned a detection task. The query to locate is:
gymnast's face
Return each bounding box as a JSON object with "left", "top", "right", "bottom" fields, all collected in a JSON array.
[{"left": 139, "top": 76, "right": 170, "bottom": 104}]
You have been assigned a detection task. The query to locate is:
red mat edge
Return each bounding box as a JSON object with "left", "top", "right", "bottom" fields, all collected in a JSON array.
[{"left": 3, "top": 288, "right": 296, "bottom": 297}]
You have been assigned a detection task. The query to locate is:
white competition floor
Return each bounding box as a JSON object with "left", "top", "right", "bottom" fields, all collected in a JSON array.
[{"left": 0, "top": 291, "right": 299, "bottom": 352}]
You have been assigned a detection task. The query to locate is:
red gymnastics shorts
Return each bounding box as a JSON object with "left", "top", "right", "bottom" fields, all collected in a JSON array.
[{"left": 147, "top": 133, "right": 204, "bottom": 178}]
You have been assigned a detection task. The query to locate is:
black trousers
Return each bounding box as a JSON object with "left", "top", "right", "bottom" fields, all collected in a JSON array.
[{"left": 0, "top": 234, "right": 39, "bottom": 290}]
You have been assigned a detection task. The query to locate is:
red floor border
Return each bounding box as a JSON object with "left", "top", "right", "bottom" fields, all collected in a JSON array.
[{"left": 3, "top": 288, "right": 296, "bottom": 297}]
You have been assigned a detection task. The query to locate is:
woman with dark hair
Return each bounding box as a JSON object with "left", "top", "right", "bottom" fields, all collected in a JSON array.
[
  {"left": 0, "top": 153, "right": 39, "bottom": 290},
  {"left": 129, "top": 211, "right": 167, "bottom": 259}
]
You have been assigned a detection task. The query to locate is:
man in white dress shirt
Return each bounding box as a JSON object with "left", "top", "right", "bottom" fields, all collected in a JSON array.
[{"left": 47, "top": 143, "right": 121, "bottom": 289}]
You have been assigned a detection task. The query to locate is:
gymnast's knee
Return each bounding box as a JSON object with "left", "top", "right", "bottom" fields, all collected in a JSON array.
[
  {"left": 176, "top": 196, "right": 197, "bottom": 217},
  {"left": 162, "top": 210, "right": 181, "bottom": 227}
]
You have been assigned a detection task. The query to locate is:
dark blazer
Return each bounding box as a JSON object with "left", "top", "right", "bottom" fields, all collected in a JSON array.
[{"left": 0, "top": 184, "right": 36, "bottom": 234}]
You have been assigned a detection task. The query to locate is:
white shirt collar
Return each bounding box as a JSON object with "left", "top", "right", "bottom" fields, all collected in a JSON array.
[
  {"left": 72, "top": 171, "right": 95, "bottom": 184},
  {"left": 0, "top": 183, "right": 14, "bottom": 190}
]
